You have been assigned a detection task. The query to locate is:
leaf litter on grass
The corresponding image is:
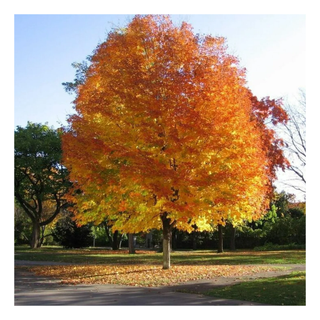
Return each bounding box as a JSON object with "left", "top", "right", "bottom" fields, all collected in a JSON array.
[{"left": 29, "top": 264, "right": 279, "bottom": 287}]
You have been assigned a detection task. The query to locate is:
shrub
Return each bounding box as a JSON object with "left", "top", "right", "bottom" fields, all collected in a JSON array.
[
  {"left": 263, "top": 215, "right": 305, "bottom": 245},
  {"left": 254, "top": 243, "right": 306, "bottom": 251},
  {"left": 52, "top": 214, "right": 92, "bottom": 248}
]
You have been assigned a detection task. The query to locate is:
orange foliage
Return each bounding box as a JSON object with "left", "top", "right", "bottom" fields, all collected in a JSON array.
[
  {"left": 62, "top": 15, "right": 288, "bottom": 234},
  {"left": 29, "top": 264, "right": 277, "bottom": 287}
]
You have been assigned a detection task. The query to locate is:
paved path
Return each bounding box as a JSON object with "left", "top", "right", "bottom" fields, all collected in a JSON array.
[{"left": 14, "top": 260, "right": 305, "bottom": 306}]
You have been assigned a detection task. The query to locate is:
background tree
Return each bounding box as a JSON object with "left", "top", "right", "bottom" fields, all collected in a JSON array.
[
  {"left": 14, "top": 122, "right": 70, "bottom": 248},
  {"left": 62, "top": 15, "right": 288, "bottom": 269},
  {"left": 15, "top": 202, "right": 32, "bottom": 245},
  {"left": 52, "top": 211, "right": 92, "bottom": 248},
  {"left": 279, "top": 89, "right": 306, "bottom": 196},
  {"left": 101, "top": 221, "right": 123, "bottom": 250},
  {"left": 217, "top": 224, "right": 224, "bottom": 253}
]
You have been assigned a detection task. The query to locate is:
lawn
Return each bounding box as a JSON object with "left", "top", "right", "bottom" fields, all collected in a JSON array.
[
  {"left": 15, "top": 246, "right": 306, "bottom": 265},
  {"left": 204, "top": 271, "right": 306, "bottom": 306},
  {"left": 15, "top": 247, "right": 305, "bottom": 290}
]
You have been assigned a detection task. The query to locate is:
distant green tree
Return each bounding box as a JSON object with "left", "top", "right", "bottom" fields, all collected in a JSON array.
[
  {"left": 281, "top": 89, "right": 306, "bottom": 196},
  {"left": 288, "top": 207, "right": 305, "bottom": 218},
  {"left": 101, "top": 220, "right": 124, "bottom": 250},
  {"left": 14, "top": 202, "right": 32, "bottom": 245},
  {"left": 238, "top": 194, "right": 306, "bottom": 247},
  {"left": 52, "top": 212, "right": 92, "bottom": 248},
  {"left": 262, "top": 215, "right": 305, "bottom": 245},
  {"left": 14, "top": 122, "right": 71, "bottom": 248},
  {"left": 272, "top": 191, "right": 293, "bottom": 217}
]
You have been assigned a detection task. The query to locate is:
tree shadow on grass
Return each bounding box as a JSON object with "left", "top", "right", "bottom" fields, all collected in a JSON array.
[{"left": 15, "top": 248, "right": 306, "bottom": 266}]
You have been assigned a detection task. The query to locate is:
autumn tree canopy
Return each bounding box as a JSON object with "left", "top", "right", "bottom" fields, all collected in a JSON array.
[{"left": 62, "top": 15, "right": 288, "bottom": 268}]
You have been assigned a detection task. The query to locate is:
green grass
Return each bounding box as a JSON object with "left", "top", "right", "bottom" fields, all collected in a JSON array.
[
  {"left": 205, "top": 271, "right": 306, "bottom": 305},
  {"left": 15, "top": 247, "right": 306, "bottom": 303},
  {"left": 14, "top": 246, "right": 306, "bottom": 265}
]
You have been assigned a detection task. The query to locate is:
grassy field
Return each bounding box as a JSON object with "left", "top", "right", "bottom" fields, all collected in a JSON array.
[
  {"left": 204, "top": 271, "right": 306, "bottom": 306},
  {"left": 15, "top": 246, "right": 306, "bottom": 265},
  {"left": 15, "top": 246, "right": 306, "bottom": 305}
]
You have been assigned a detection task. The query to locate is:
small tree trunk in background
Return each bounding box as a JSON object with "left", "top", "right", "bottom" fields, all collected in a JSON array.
[
  {"left": 217, "top": 224, "right": 224, "bottom": 253},
  {"left": 192, "top": 232, "right": 198, "bottom": 250},
  {"left": 172, "top": 228, "right": 177, "bottom": 250},
  {"left": 230, "top": 225, "right": 236, "bottom": 251},
  {"left": 119, "top": 233, "right": 124, "bottom": 249},
  {"left": 112, "top": 230, "right": 120, "bottom": 250},
  {"left": 102, "top": 221, "right": 113, "bottom": 247},
  {"left": 128, "top": 233, "right": 136, "bottom": 254},
  {"left": 161, "top": 213, "right": 172, "bottom": 269}
]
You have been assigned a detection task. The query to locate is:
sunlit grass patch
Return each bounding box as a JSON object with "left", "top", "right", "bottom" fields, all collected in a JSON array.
[
  {"left": 15, "top": 247, "right": 306, "bottom": 265},
  {"left": 204, "top": 271, "right": 306, "bottom": 305}
]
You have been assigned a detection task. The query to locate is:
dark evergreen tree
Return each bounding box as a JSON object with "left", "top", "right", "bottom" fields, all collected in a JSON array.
[{"left": 53, "top": 213, "right": 92, "bottom": 248}]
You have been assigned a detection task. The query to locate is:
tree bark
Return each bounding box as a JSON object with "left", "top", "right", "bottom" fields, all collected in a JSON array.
[
  {"left": 192, "top": 232, "right": 198, "bottom": 250},
  {"left": 15, "top": 192, "right": 67, "bottom": 249},
  {"left": 112, "top": 230, "right": 120, "bottom": 250},
  {"left": 102, "top": 221, "right": 113, "bottom": 246},
  {"left": 161, "top": 213, "right": 172, "bottom": 269},
  {"left": 128, "top": 233, "right": 136, "bottom": 254},
  {"left": 217, "top": 224, "right": 224, "bottom": 253},
  {"left": 172, "top": 228, "right": 177, "bottom": 250},
  {"left": 230, "top": 225, "right": 236, "bottom": 251},
  {"left": 31, "top": 220, "right": 41, "bottom": 249}
]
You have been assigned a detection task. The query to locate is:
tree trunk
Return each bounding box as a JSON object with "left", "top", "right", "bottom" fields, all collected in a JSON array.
[
  {"left": 230, "top": 225, "right": 236, "bottom": 251},
  {"left": 30, "top": 221, "right": 41, "bottom": 249},
  {"left": 112, "top": 230, "right": 120, "bottom": 250},
  {"left": 161, "top": 213, "right": 172, "bottom": 269},
  {"left": 128, "top": 233, "right": 136, "bottom": 254},
  {"left": 102, "top": 221, "right": 113, "bottom": 247},
  {"left": 172, "top": 228, "right": 177, "bottom": 250},
  {"left": 39, "top": 225, "right": 46, "bottom": 246},
  {"left": 217, "top": 224, "right": 224, "bottom": 253},
  {"left": 192, "top": 232, "right": 198, "bottom": 250}
]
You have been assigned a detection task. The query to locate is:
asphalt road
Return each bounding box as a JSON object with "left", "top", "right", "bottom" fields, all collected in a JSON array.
[{"left": 14, "top": 267, "right": 262, "bottom": 305}]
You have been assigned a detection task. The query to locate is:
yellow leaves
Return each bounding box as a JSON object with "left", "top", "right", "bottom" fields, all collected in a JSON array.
[
  {"left": 62, "top": 14, "right": 280, "bottom": 234},
  {"left": 81, "top": 200, "right": 97, "bottom": 211},
  {"left": 191, "top": 216, "right": 213, "bottom": 232},
  {"left": 30, "top": 262, "right": 278, "bottom": 287}
]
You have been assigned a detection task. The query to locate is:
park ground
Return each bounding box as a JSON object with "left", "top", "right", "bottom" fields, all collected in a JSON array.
[{"left": 14, "top": 247, "right": 306, "bottom": 306}]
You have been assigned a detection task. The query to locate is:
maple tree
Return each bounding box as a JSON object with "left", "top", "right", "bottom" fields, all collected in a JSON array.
[{"left": 62, "top": 15, "right": 288, "bottom": 269}]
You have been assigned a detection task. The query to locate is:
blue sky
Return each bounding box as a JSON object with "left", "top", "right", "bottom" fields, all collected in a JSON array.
[{"left": 14, "top": 14, "right": 305, "bottom": 129}]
